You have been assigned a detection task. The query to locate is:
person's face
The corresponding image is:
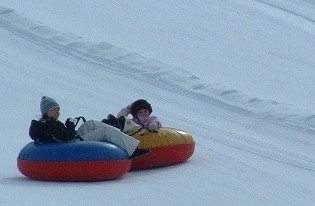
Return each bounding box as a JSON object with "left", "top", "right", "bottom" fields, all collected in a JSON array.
[
  {"left": 46, "top": 107, "right": 60, "bottom": 120},
  {"left": 136, "top": 109, "right": 150, "bottom": 125}
]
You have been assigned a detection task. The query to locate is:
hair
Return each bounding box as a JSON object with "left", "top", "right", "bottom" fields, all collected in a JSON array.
[{"left": 130, "top": 99, "right": 152, "bottom": 117}]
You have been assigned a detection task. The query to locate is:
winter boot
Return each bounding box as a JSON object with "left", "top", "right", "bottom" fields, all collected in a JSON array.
[{"left": 101, "top": 114, "right": 123, "bottom": 131}]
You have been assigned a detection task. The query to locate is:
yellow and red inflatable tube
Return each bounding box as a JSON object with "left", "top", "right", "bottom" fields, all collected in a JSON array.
[{"left": 127, "top": 127, "right": 195, "bottom": 170}]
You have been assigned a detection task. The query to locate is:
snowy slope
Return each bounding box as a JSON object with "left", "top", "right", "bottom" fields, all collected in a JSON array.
[
  {"left": 1, "top": 0, "right": 315, "bottom": 114},
  {"left": 0, "top": 1, "right": 314, "bottom": 206}
]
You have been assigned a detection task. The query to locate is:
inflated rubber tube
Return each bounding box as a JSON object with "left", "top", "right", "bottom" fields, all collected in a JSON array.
[
  {"left": 17, "top": 141, "right": 131, "bottom": 181},
  {"left": 128, "top": 127, "right": 195, "bottom": 170}
]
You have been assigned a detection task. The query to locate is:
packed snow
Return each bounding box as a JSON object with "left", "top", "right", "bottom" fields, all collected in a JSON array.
[{"left": 0, "top": 1, "right": 314, "bottom": 205}]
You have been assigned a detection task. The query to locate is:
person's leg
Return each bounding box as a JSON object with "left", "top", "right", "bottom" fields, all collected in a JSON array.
[
  {"left": 76, "top": 120, "right": 98, "bottom": 137},
  {"left": 77, "top": 120, "right": 139, "bottom": 156},
  {"left": 121, "top": 117, "right": 141, "bottom": 132}
]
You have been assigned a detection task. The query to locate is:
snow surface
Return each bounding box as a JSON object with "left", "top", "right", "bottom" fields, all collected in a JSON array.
[{"left": 0, "top": 1, "right": 314, "bottom": 205}]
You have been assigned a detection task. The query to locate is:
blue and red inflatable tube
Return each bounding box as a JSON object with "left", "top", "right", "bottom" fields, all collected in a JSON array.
[{"left": 17, "top": 141, "right": 131, "bottom": 181}]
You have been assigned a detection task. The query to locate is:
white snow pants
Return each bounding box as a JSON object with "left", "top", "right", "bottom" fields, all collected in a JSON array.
[{"left": 76, "top": 120, "right": 139, "bottom": 156}]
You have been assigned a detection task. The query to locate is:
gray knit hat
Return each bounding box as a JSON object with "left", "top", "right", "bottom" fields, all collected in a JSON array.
[{"left": 40, "top": 96, "right": 60, "bottom": 115}]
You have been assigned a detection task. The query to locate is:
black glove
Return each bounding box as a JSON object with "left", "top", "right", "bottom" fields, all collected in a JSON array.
[{"left": 65, "top": 118, "right": 76, "bottom": 130}]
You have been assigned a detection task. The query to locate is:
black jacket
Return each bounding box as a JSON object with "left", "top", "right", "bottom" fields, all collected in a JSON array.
[{"left": 29, "top": 118, "right": 79, "bottom": 143}]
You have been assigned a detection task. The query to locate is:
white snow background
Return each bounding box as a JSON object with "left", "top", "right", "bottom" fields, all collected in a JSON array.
[{"left": 0, "top": 0, "right": 315, "bottom": 205}]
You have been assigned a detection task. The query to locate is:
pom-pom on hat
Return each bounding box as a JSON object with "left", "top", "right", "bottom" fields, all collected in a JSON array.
[
  {"left": 130, "top": 99, "right": 152, "bottom": 117},
  {"left": 40, "top": 96, "right": 60, "bottom": 115}
]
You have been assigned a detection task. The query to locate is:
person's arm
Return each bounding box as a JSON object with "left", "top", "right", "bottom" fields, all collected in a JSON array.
[
  {"left": 117, "top": 104, "right": 132, "bottom": 117},
  {"left": 52, "top": 120, "right": 79, "bottom": 142},
  {"left": 29, "top": 119, "right": 55, "bottom": 142},
  {"left": 29, "top": 119, "right": 79, "bottom": 143},
  {"left": 149, "top": 116, "right": 162, "bottom": 128},
  {"left": 146, "top": 116, "right": 162, "bottom": 131}
]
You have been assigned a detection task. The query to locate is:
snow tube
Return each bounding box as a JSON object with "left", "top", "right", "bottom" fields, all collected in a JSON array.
[
  {"left": 17, "top": 141, "right": 131, "bottom": 181},
  {"left": 127, "top": 127, "right": 195, "bottom": 170}
]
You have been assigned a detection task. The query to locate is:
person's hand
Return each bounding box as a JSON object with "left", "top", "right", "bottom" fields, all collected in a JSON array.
[
  {"left": 65, "top": 118, "right": 77, "bottom": 129},
  {"left": 148, "top": 122, "right": 158, "bottom": 131}
]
